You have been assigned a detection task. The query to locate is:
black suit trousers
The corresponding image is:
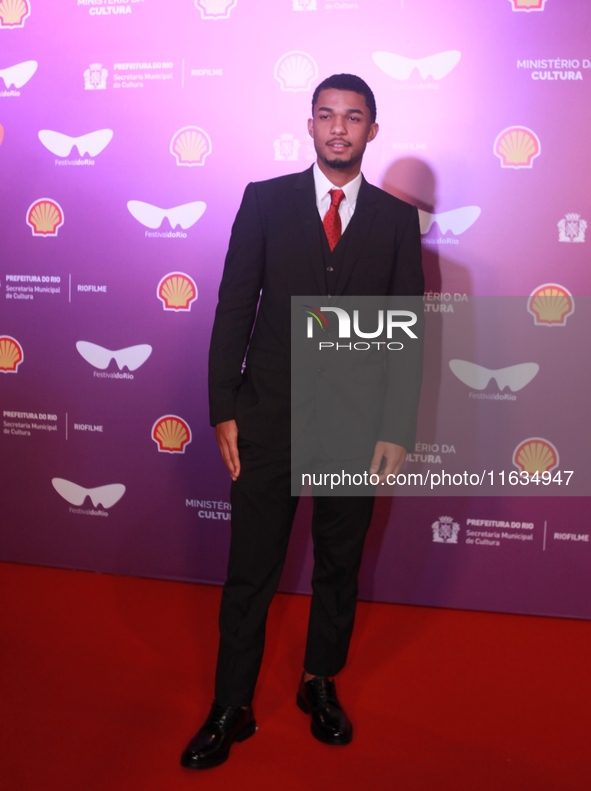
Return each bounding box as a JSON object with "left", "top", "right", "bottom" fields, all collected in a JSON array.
[{"left": 214, "top": 422, "right": 375, "bottom": 707}]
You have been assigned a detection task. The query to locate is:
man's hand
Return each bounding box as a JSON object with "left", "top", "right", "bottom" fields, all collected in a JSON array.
[
  {"left": 369, "top": 441, "right": 407, "bottom": 484},
  {"left": 215, "top": 420, "right": 240, "bottom": 481}
]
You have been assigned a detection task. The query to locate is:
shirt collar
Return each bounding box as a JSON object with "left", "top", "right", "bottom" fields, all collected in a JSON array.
[{"left": 313, "top": 162, "right": 363, "bottom": 208}]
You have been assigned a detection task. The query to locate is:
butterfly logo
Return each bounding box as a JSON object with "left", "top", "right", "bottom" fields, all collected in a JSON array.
[
  {"left": 372, "top": 51, "right": 461, "bottom": 81},
  {"left": 418, "top": 206, "right": 481, "bottom": 236},
  {"left": 52, "top": 478, "right": 126, "bottom": 509},
  {"left": 38, "top": 129, "right": 113, "bottom": 157},
  {"left": 0, "top": 60, "right": 37, "bottom": 89},
  {"left": 76, "top": 342, "right": 152, "bottom": 372},
  {"left": 449, "top": 360, "right": 539, "bottom": 392},
  {"left": 127, "top": 200, "right": 207, "bottom": 230}
]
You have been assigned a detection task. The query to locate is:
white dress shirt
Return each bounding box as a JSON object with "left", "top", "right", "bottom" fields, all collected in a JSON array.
[{"left": 313, "top": 162, "right": 362, "bottom": 234}]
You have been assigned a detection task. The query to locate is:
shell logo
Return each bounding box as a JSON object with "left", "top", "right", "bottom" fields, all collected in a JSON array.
[
  {"left": 0, "top": 124, "right": 4, "bottom": 145},
  {"left": 195, "top": 0, "right": 237, "bottom": 19},
  {"left": 170, "top": 126, "right": 212, "bottom": 167},
  {"left": 274, "top": 51, "right": 318, "bottom": 92},
  {"left": 0, "top": 0, "right": 30, "bottom": 28},
  {"left": 157, "top": 272, "right": 198, "bottom": 311},
  {"left": 527, "top": 283, "right": 574, "bottom": 326},
  {"left": 0, "top": 335, "right": 23, "bottom": 373},
  {"left": 26, "top": 198, "right": 64, "bottom": 236},
  {"left": 513, "top": 438, "right": 559, "bottom": 475},
  {"left": 152, "top": 415, "right": 192, "bottom": 454},
  {"left": 508, "top": 0, "right": 547, "bottom": 11},
  {"left": 494, "top": 126, "right": 540, "bottom": 169}
]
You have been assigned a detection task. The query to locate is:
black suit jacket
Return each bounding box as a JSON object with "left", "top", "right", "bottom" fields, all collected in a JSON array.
[{"left": 208, "top": 166, "right": 424, "bottom": 454}]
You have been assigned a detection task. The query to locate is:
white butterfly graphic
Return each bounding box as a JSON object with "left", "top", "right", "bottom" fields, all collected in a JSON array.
[
  {"left": 0, "top": 60, "right": 38, "bottom": 89},
  {"left": 418, "top": 206, "right": 481, "bottom": 236},
  {"left": 127, "top": 200, "right": 207, "bottom": 230},
  {"left": 38, "top": 129, "right": 114, "bottom": 157},
  {"left": 373, "top": 50, "right": 461, "bottom": 81},
  {"left": 52, "top": 478, "right": 126, "bottom": 509},
  {"left": 76, "top": 341, "right": 152, "bottom": 372},
  {"left": 449, "top": 360, "right": 540, "bottom": 392}
]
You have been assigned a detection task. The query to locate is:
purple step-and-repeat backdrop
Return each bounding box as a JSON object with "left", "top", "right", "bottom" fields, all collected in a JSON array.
[{"left": 1, "top": 0, "right": 590, "bottom": 618}]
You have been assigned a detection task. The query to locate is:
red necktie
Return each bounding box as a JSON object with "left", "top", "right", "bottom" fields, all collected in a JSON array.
[{"left": 323, "top": 189, "right": 345, "bottom": 251}]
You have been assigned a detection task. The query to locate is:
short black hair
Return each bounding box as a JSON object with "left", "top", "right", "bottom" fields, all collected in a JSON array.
[{"left": 311, "top": 74, "right": 377, "bottom": 123}]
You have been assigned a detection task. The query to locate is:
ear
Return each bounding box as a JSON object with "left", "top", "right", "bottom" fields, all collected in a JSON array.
[
  {"left": 367, "top": 123, "right": 379, "bottom": 143},
  {"left": 307, "top": 118, "right": 314, "bottom": 138}
]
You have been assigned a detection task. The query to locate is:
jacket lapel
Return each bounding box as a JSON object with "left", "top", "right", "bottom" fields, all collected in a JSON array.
[
  {"left": 292, "top": 166, "right": 327, "bottom": 295},
  {"left": 333, "top": 176, "right": 378, "bottom": 294}
]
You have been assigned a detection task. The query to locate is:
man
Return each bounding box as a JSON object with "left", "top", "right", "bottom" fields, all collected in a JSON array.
[{"left": 181, "top": 74, "right": 424, "bottom": 770}]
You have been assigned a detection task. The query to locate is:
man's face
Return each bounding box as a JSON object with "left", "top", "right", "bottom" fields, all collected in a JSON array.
[{"left": 308, "top": 88, "right": 378, "bottom": 171}]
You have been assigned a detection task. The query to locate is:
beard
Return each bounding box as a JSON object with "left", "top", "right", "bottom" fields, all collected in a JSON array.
[
  {"left": 317, "top": 148, "right": 363, "bottom": 170},
  {"left": 322, "top": 157, "right": 352, "bottom": 169}
]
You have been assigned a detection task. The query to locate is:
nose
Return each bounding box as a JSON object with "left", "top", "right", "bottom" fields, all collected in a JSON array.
[{"left": 330, "top": 116, "right": 346, "bottom": 135}]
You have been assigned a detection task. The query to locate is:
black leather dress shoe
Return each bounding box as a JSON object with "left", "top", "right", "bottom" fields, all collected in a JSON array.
[
  {"left": 296, "top": 675, "right": 353, "bottom": 745},
  {"left": 180, "top": 702, "right": 256, "bottom": 769}
]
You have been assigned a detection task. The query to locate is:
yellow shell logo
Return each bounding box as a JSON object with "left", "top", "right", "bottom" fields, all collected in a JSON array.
[
  {"left": 527, "top": 283, "right": 574, "bottom": 326},
  {"left": 513, "top": 438, "right": 558, "bottom": 475},
  {"left": 0, "top": 335, "right": 23, "bottom": 373},
  {"left": 170, "top": 126, "right": 212, "bottom": 167},
  {"left": 152, "top": 415, "right": 192, "bottom": 453},
  {"left": 509, "top": 0, "right": 547, "bottom": 10},
  {"left": 0, "top": 0, "right": 30, "bottom": 28},
  {"left": 494, "top": 126, "right": 540, "bottom": 168},
  {"left": 157, "top": 272, "right": 198, "bottom": 311},
  {"left": 26, "top": 198, "right": 64, "bottom": 236},
  {"left": 274, "top": 51, "right": 318, "bottom": 92}
]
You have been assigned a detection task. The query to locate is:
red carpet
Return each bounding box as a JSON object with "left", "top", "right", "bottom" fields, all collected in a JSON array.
[{"left": 1, "top": 562, "right": 590, "bottom": 791}]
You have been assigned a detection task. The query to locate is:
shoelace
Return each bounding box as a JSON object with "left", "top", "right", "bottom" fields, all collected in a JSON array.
[
  {"left": 209, "top": 703, "right": 242, "bottom": 728},
  {"left": 309, "top": 678, "right": 338, "bottom": 706}
]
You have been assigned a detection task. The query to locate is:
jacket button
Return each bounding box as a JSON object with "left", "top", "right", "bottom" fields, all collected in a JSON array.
[{"left": 326, "top": 266, "right": 334, "bottom": 272}]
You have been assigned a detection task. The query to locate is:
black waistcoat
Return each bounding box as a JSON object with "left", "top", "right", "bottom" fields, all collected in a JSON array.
[{"left": 319, "top": 214, "right": 353, "bottom": 296}]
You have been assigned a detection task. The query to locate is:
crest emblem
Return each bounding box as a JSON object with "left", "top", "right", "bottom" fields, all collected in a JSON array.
[
  {"left": 432, "top": 516, "right": 460, "bottom": 544},
  {"left": 273, "top": 133, "right": 300, "bottom": 161},
  {"left": 84, "top": 63, "right": 108, "bottom": 90},
  {"left": 558, "top": 213, "right": 586, "bottom": 243},
  {"left": 293, "top": 0, "right": 316, "bottom": 9}
]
